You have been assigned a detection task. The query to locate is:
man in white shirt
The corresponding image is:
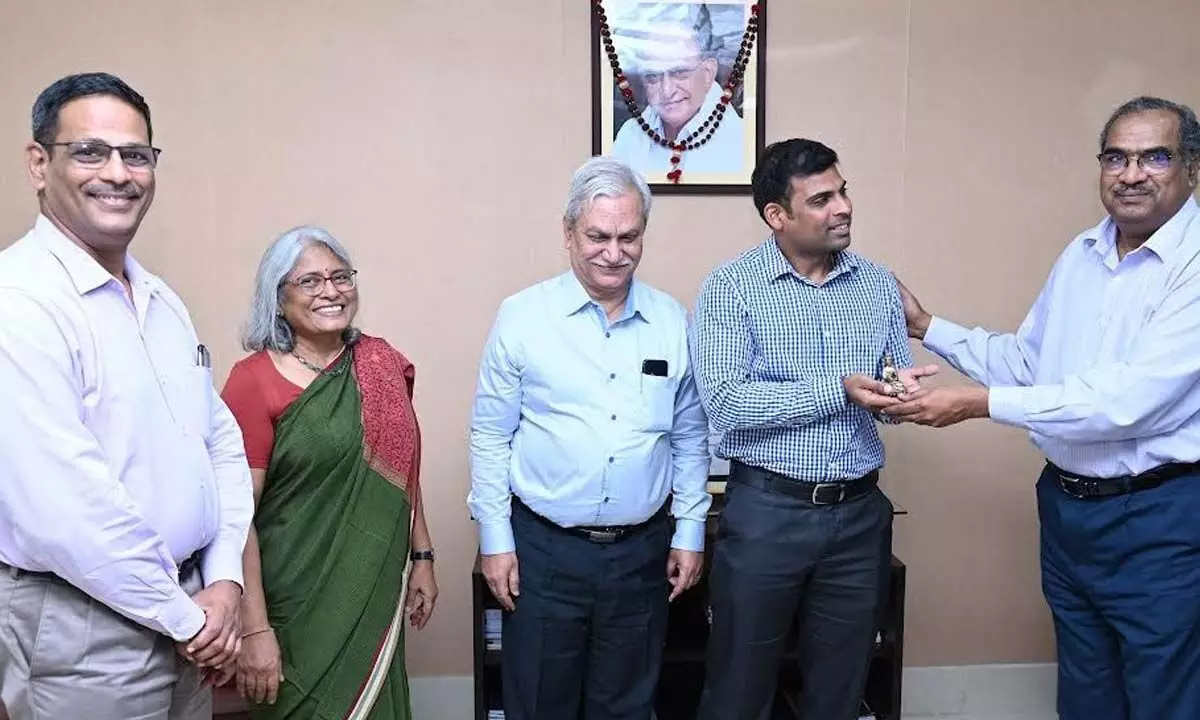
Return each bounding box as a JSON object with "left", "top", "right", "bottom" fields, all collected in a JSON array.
[
  {"left": 610, "top": 4, "right": 745, "bottom": 176},
  {"left": 887, "top": 96, "right": 1200, "bottom": 719},
  {"left": 0, "top": 72, "right": 254, "bottom": 720}
]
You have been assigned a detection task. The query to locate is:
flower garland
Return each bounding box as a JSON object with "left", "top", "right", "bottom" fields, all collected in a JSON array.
[{"left": 594, "top": 0, "right": 761, "bottom": 183}]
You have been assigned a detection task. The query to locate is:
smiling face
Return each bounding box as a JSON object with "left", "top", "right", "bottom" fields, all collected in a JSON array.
[
  {"left": 764, "top": 166, "right": 854, "bottom": 257},
  {"left": 279, "top": 243, "right": 359, "bottom": 345},
  {"left": 563, "top": 192, "right": 645, "bottom": 301},
  {"left": 1099, "top": 109, "right": 1199, "bottom": 244},
  {"left": 640, "top": 35, "right": 718, "bottom": 138},
  {"left": 25, "top": 94, "right": 155, "bottom": 261}
]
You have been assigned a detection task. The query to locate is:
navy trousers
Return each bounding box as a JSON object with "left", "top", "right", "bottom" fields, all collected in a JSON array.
[
  {"left": 501, "top": 500, "right": 671, "bottom": 720},
  {"left": 1037, "top": 465, "right": 1200, "bottom": 720}
]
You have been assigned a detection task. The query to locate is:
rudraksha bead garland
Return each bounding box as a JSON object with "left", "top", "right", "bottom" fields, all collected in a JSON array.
[{"left": 594, "top": 0, "right": 760, "bottom": 183}]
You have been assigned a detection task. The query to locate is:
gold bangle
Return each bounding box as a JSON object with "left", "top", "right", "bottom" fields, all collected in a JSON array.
[{"left": 241, "top": 627, "right": 273, "bottom": 639}]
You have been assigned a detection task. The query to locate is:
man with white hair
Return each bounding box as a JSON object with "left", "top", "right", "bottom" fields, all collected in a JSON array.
[
  {"left": 468, "top": 155, "right": 711, "bottom": 719},
  {"left": 610, "top": 3, "right": 745, "bottom": 175}
]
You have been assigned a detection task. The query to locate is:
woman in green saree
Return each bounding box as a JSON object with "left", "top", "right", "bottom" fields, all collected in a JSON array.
[{"left": 221, "top": 226, "right": 438, "bottom": 719}]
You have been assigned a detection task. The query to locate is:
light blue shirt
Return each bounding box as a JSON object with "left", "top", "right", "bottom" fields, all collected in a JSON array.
[
  {"left": 925, "top": 196, "right": 1200, "bottom": 477},
  {"left": 467, "top": 271, "right": 712, "bottom": 555}
]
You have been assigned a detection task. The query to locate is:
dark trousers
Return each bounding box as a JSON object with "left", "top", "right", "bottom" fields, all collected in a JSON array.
[
  {"left": 502, "top": 500, "right": 671, "bottom": 720},
  {"left": 698, "top": 465, "right": 893, "bottom": 720},
  {"left": 1037, "top": 465, "right": 1200, "bottom": 720}
]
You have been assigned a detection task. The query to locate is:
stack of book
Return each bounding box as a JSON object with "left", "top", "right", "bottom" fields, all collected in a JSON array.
[{"left": 484, "top": 608, "right": 503, "bottom": 650}]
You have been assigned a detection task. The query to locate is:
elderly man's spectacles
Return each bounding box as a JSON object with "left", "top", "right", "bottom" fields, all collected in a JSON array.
[
  {"left": 1097, "top": 147, "right": 1175, "bottom": 175},
  {"left": 285, "top": 269, "right": 358, "bottom": 296},
  {"left": 642, "top": 61, "right": 702, "bottom": 87},
  {"left": 42, "top": 140, "right": 161, "bottom": 170}
]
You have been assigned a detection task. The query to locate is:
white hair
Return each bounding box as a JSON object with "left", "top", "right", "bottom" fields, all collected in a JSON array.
[
  {"left": 241, "top": 225, "right": 360, "bottom": 352},
  {"left": 563, "top": 155, "right": 653, "bottom": 228}
]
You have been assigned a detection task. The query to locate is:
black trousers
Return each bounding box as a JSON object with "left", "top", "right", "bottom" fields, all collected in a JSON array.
[
  {"left": 698, "top": 464, "right": 893, "bottom": 720},
  {"left": 502, "top": 500, "right": 671, "bottom": 720}
]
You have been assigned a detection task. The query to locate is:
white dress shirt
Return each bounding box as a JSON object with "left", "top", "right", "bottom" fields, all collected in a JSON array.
[
  {"left": 467, "top": 272, "right": 712, "bottom": 556},
  {"left": 611, "top": 83, "right": 746, "bottom": 176},
  {"left": 0, "top": 215, "right": 254, "bottom": 641},
  {"left": 924, "top": 196, "right": 1200, "bottom": 478}
]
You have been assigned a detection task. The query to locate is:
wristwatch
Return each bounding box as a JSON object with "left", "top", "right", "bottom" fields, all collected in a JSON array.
[{"left": 410, "top": 549, "right": 435, "bottom": 562}]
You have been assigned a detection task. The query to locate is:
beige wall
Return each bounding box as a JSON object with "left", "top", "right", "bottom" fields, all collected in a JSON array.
[{"left": 1, "top": 1, "right": 1197, "bottom": 675}]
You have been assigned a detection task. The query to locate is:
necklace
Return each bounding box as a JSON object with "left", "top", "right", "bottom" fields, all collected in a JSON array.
[
  {"left": 292, "top": 346, "right": 346, "bottom": 376},
  {"left": 593, "top": 0, "right": 761, "bottom": 184}
]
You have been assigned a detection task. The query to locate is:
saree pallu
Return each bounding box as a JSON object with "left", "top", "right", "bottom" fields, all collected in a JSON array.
[{"left": 252, "top": 337, "right": 421, "bottom": 720}]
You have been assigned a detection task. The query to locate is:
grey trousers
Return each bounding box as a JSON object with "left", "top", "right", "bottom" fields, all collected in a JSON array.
[{"left": 0, "top": 564, "right": 211, "bottom": 720}]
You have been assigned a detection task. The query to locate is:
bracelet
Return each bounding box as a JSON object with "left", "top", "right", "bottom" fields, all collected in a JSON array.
[
  {"left": 410, "top": 549, "right": 435, "bottom": 562},
  {"left": 241, "top": 627, "right": 274, "bottom": 639}
]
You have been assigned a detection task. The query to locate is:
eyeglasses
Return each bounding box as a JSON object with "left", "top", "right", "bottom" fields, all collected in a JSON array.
[
  {"left": 1097, "top": 147, "right": 1175, "bottom": 175},
  {"left": 642, "top": 61, "right": 702, "bottom": 87},
  {"left": 42, "top": 140, "right": 162, "bottom": 170},
  {"left": 284, "top": 269, "right": 358, "bottom": 296}
]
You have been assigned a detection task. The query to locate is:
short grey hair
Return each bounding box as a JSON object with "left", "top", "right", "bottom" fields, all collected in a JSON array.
[
  {"left": 241, "top": 225, "right": 361, "bottom": 353},
  {"left": 1100, "top": 95, "right": 1200, "bottom": 164},
  {"left": 563, "top": 155, "right": 653, "bottom": 229}
]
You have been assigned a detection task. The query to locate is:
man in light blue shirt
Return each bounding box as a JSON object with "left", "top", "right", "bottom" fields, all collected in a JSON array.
[
  {"left": 889, "top": 96, "right": 1200, "bottom": 720},
  {"left": 467, "top": 155, "right": 711, "bottom": 720}
]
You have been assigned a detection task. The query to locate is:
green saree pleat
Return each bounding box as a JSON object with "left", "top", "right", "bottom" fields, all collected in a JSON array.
[{"left": 250, "top": 350, "right": 413, "bottom": 720}]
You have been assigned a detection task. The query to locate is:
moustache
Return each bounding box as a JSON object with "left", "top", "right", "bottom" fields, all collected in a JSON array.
[{"left": 85, "top": 183, "right": 141, "bottom": 199}]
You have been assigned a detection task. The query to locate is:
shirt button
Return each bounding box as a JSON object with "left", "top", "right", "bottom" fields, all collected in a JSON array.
[
  {"left": 609, "top": 373, "right": 616, "bottom": 380},
  {"left": 603, "top": 497, "right": 610, "bottom": 503},
  {"left": 611, "top": 414, "right": 617, "bottom": 421},
  {"left": 608, "top": 456, "right": 614, "bottom": 463},
  {"left": 605, "top": 332, "right": 611, "bottom": 338}
]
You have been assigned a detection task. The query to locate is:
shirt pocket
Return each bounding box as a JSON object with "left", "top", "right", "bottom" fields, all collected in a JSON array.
[
  {"left": 636, "top": 374, "right": 678, "bottom": 432},
  {"left": 172, "top": 366, "right": 214, "bottom": 438}
]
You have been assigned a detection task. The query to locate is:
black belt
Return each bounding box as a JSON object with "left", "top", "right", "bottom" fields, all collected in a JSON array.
[
  {"left": 1049, "top": 461, "right": 1200, "bottom": 500},
  {"left": 730, "top": 460, "right": 879, "bottom": 506},
  {"left": 513, "top": 496, "right": 667, "bottom": 544},
  {"left": 4, "top": 552, "right": 201, "bottom": 584}
]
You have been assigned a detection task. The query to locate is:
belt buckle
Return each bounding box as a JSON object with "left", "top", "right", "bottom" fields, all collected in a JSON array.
[
  {"left": 811, "top": 482, "right": 846, "bottom": 506},
  {"left": 586, "top": 529, "right": 620, "bottom": 543},
  {"left": 1057, "top": 474, "right": 1093, "bottom": 499}
]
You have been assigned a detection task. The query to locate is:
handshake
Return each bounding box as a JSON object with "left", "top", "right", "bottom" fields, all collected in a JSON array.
[{"left": 842, "top": 362, "right": 989, "bottom": 428}]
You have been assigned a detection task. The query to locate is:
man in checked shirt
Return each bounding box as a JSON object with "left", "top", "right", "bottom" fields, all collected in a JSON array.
[{"left": 691, "top": 138, "right": 937, "bottom": 720}]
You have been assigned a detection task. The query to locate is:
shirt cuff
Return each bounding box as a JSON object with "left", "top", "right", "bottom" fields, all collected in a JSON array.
[
  {"left": 670, "top": 518, "right": 706, "bottom": 552},
  {"left": 811, "top": 374, "right": 849, "bottom": 418},
  {"left": 987, "top": 385, "right": 1027, "bottom": 428},
  {"left": 199, "top": 534, "right": 246, "bottom": 592},
  {"left": 922, "top": 315, "right": 967, "bottom": 355},
  {"left": 479, "top": 520, "right": 516, "bottom": 556},
  {"left": 162, "top": 590, "right": 208, "bottom": 643}
]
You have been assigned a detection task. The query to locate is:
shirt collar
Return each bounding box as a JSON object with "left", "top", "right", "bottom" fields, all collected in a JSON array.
[
  {"left": 557, "top": 270, "right": 650, "bottom": 323},
  {"left": 763, "top": 236, "right": 860, "bottom": 283},
  {"left": 1084, "top": 195, "right": 1199, "bottom": 263},
  {"left": 32, "top": 214, "right": 161, "bottom": 296}
]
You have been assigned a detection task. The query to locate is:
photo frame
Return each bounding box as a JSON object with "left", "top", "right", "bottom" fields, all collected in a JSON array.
[{"left": 591, "top": 0, "right": 766, "bottom": 195}]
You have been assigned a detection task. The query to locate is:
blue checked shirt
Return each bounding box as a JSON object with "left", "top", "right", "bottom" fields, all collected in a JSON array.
[{"left": 691, "top": 238, "right": 913, "bottom": 482}]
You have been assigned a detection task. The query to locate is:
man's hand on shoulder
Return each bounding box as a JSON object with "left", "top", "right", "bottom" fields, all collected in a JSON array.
[
  {"left": 893, "top": 275, "right": 932, "bottom": 340},
  {"left": 178, "top": 580, "right": 242, "bottom": 670}
]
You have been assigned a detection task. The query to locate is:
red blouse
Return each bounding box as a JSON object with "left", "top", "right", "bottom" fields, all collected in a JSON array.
[{"left": 220, "top": 351, "right": 305, "bottom": 470}]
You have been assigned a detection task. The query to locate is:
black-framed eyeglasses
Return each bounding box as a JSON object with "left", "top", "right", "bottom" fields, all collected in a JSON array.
[
  {"left": 1097, "top": 147, "right": 1175, "bottom": 175},
  {"left": 284, "top": 269, "right": 358, "bottom": 296},
  {"left": 42, "top": 140, "right": 161, "bottom": 170}
]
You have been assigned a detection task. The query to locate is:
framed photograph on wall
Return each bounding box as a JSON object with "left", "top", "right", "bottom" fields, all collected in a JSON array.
[{"left": 591, "top": 0, "right": 765, "bottom": 194}]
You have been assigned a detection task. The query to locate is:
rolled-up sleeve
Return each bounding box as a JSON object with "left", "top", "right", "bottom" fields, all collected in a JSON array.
[{"left": 0, "top": 290, "right": 205, "bottom": 641}]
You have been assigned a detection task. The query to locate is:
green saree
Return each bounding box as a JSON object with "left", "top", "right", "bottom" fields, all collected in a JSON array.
[{"left": 252, "top": 336, "right": 421, "bottom": 720}]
